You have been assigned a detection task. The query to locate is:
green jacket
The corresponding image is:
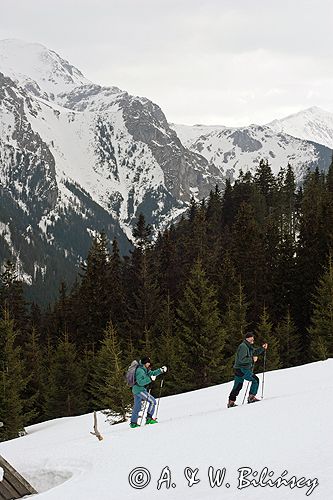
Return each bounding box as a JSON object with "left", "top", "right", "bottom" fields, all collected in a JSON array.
[
  {"left": 132, "top": 364, "right": 162, "bottom": 395},
  {"left": 234, "top": 340, "right": 265, "bottom": 370}
]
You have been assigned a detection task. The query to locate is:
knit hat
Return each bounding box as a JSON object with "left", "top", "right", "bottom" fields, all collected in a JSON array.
[
  {"left": 141, "top": 356, "right": 151, "bottom": 365},
  {"left": 245, "top": 332, "right": 254, "bottom": 339}
]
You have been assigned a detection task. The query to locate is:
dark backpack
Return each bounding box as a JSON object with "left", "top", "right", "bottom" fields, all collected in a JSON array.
[{"left": 125, "top": 360, "right": 139, "bottom": 387}]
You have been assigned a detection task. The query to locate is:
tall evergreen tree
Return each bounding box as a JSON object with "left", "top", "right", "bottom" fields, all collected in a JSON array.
[
  {"left": 176, "top": 259, "right": 226, "bottom": 390},
  {"left": 273, "top": 233, "right": 297, "bottom": 321},
  {"left": 128, "top": 215, "right": 160, "bottom": 345},
  {"left": 108, "top": 238, "right": 127, "bottom": 328},
  {"left": 45, "top": 333, "right": 86, "bottom": 418},
  {"left": 92, "top": 322, "right": 132, "bottom": 423},
  {"left": 308, "top": 255, "right": 333, "bottom": 360},
  {"left": 133, "top": 213, "right": 153, "bottom": 250},
  {"left": 22, "top": 326, "right": 45, "bottom": 424},
  {"left": 326, "top": 153, "right": 333, "bottom": 195},
  {"left": 282, "top": 163, "right": 297, "bottom": 238},
  {"left": 153, "top": 294, "right": 185, "bottom": 395},
  {"left": 215, "top": 251, "right": 238, "bottom": 315},
  {"left": 0, "top": 309, "right": 27, "bottom": 441},
  {"left": 75, "top": 232, "right": 112, "bottom": 347},
  {"left": 254, "top": 159, "right": 277, "bottom": 210},
  {"left": 276, "top": 309, "right": 301, "bottom": 368},
  {"left": 154, "top": 227, "right": 179, "bottom": 300},
  {"left": 0, "top": 260, "right": 29, "bottom": 343},
  {"left": 231, "top": 202, "right": 265, "bottom": 320},
  {"left": 255, "top": 307, "right": 281, "bottom": 371},
  {"left": 295, "top": 168, "right": 330, "bottom": 343},
  {"left": 223, "top": 281, "right": 250, "bottom": 380}
]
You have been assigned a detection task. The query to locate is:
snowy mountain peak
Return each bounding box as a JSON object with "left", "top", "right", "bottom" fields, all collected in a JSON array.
[
  {"left": 0, "top": 39, "right": 90, "bottom": 99},
  {"left": 268, "top": 106, "right": 333, "bottom": 149}
]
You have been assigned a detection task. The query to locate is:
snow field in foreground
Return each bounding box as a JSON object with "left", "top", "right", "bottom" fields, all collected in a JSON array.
[{"left": 1, "top": 360, "right": 332, "bottom": 499}]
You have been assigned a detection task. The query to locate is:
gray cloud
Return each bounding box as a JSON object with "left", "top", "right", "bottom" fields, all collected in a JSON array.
[{"left": 0, "top": 0, "right": 332, "bottom": 125}]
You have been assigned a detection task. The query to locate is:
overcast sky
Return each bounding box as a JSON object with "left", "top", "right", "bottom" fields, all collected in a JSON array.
[{"left": 0, "top": 0, "right": 332, "bottom": 126}]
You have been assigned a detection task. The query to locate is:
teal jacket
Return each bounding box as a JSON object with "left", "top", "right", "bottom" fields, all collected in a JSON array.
[
  {"left": 234, "top": 340, "right": 265, "bottom": 370},
  {"left": 132, "top": 364, "right": 163, "bottom": 395}
]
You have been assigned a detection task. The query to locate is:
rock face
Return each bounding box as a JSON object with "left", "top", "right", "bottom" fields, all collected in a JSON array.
[
  {"left": 0, "top": 40, "right": 220, "bottom": 302},
  {"left": 171, "top": 123, "right": 332, "bottom": 183},
  {"left": 0, "top": 73, "right": 58, "bottom": 218},
  {"left": 0, "top": 39, "right": 332, "bottom": 303}
]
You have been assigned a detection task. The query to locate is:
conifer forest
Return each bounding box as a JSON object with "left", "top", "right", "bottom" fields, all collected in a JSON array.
[{"left": 1, "top": 158, "right": 333, "bottom": 441}]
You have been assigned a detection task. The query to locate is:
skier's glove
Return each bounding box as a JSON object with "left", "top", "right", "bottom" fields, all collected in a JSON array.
[
  {"left": 151, "top": 375, "right": 157, "bottom": 381},
  {"left": 161, "top": 366, "right": 168, "bottom": 373}
]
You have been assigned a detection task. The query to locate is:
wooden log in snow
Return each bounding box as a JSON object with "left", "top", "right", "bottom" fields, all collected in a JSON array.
[{"left": 90, "top": 411, "right": 104, "bottom": 441}]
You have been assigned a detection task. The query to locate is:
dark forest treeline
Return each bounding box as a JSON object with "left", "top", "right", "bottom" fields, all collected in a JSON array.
[{"left": 1, "top": 158, "right": 333, "bottom": 441}]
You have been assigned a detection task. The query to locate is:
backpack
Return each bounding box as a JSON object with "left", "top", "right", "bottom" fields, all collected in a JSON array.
[{"left": 125, "top": 360, "right": 139, "bottom": 387}]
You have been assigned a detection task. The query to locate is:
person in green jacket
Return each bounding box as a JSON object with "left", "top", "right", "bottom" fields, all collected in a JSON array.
[
  {"left": 228, "top": 332, "right": 268, "bottom": 407},
  {"left": 130, "top": 356, "right": 167, "bottom": 428}
]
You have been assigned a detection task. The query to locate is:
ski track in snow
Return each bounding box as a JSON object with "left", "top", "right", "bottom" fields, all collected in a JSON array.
[{"left": 0, "top": 360, "right": 332, "bottom": 499}]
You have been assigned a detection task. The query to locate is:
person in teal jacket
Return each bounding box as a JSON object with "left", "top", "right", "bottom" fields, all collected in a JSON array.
[
  {"left": 228, "top": 332, "right": 268, "bottom": 407},
  {"left": 130, "top": 356, "right": 167, "bottom": 428}
]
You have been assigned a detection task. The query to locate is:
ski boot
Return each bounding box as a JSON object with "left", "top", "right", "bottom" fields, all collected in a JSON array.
[
  {"left": 227, "top": 399, "right": 237, "bottom": 408},
  {"left": 146, "top": 414, "right": 158, "bottom": 424},
  {"left": 130, "top": 422, "right": 140, "bottom": 428}
]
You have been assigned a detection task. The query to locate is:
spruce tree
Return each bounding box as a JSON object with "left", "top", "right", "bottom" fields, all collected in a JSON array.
[
  {"left": 276, "top": 309, "right": 301, "bottom": 368},
  {"left": 282, "top": 164, "right": 297, "bottom": 238},
  {"left": 128, "top": 215, "right": 160, "bottom": 345},
  {"left": 255, "top": 307, "right": 281, "bottom": 371},
  {"left": 45, "top": 333, "right": 86, "bottom": 418},
  {"left": 223, "top": 281, "right": 250, "bottom": 380},
  {"left": 22, "top": 326, "right": 45, "bottom": 424},
  {"left": 308, "top": 255, "right": 333, "bottom": 360},
  {"left": 92, "top": 322, "right": 132, "bottom": 423},
  {"left": 0, "top": 260, "right": 29, "bottom": 343},
  {"left": 254, "top": 159, "right": 277, "bottom": 210},
  {"left": 0, "top": 309, "right": 26, "bottom": 441},
  {"left": 153, "top": 294, "right": 186, "bottom": 395},
  {"left": 262, "top": 215, "right": 281, "bottom": 315},
  {"left": 221, "top": 178, "right": 234, "bottom": 228},
  {"left": 176, "top": 259, "right": 226, "bottom": 390},
  {"left": 80, "top": 346, "right": 96, "bottom": 413},
  {"left": 108, "top": 239, "right": 126, "bottom": 328},
  {"left": 273, "top": 233, "right": 297, "bottom": 321},
  {"left": 154, "top": 226, "right": 179, "bottom": 300},
  {"left": 75, "top": 232, "right": 112, "bottom": 348},
  {"left": 295, "top": 168, "right": 330, "bottom": 347},
  {"left": 231, "top": 202, "right": 265, "bottom": 320},
  {"left": 215, "top": 251, "right": 238, "bottom": 315}
]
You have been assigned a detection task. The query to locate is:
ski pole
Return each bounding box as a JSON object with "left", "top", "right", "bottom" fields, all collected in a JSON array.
[
  {"left": 155, "top": 377, "right": 164, "bottom": 419},
  {"left": 242, "top": 381, "right": 250, "bottom": 405},
  {"left": 261, "top": 349, "right": 267, "bottom": 399},
  {"left": 242, "top": 360, "right": 255, "bottom": 405},
  {"left": 140, "top": 389, "right": 151, "bottom": 426}
]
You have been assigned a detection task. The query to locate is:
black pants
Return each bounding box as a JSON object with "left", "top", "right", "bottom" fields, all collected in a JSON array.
[{"left": 229, "top": 368, "right": 259, "bottom": 401}]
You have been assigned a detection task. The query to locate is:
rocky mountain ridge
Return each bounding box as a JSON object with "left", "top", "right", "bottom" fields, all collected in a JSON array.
[{"left": 0, "top": 39, "right": 332, "bottom": 303}]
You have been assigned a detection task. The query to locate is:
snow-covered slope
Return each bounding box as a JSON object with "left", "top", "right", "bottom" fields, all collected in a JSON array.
[
  {"left": 1, "top": 360, "right": 332, "bottom": 499},
  {"left": 169, "top": 123, "right": 225, "bottom": 148},
  {"left": 0, "top": 39, "right": 332, "bottom": 300},
  {"left": 172, "top": 123, "right": 332, "bottom": 182},
  {"left": 0, "top": 40, "right": 220, "bottom": 299},
  {"left": 268, "top": 107, "right": 333, "bottom": 150},
  {"left": 0, "top": 39, "right": 90, "bottom": 100}
]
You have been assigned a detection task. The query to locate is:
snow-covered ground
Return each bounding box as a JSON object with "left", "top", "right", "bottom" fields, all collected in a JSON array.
[{"left": 1, "top": 360, "right": 332, "bottom": 499}]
